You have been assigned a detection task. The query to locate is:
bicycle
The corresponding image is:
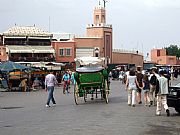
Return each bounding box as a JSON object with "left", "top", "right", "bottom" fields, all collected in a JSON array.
[{"left": 63, "top": 80, "right": 70, "bottom": 94}]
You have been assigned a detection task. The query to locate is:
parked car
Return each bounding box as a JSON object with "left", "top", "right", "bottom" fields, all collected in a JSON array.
[{"left": 167, "top": 83, "right": 180, "bottom": 114}]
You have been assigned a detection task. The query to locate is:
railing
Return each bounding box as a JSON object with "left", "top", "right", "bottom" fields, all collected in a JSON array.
[
  {"left": 113, "top": 49, "right": 143, "bottom": 56},
  {"left": 9, "top": 57, "right": 55, "bottom": 62},
  {"left": 87, "top": 23, "right": 112, "bottom": 28}
]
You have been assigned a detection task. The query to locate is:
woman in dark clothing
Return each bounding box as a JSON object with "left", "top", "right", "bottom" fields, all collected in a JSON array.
[
  {"left": 142, "top": 74, "right": 150, "bottom": 106},
  {"left": 174, "top": 69, "right": 178, "bottom": 79}
]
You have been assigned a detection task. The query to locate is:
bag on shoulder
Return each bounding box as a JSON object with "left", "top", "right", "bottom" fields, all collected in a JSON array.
[{"left": 150, "top": 75, "right": 157, "bottom": 85}]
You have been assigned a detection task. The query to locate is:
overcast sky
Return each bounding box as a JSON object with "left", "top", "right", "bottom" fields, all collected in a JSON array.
[{"left": 0, "top": 0, "right": 180, "bottom": 57}]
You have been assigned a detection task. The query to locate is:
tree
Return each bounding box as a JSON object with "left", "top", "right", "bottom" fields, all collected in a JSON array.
[{"left": 165, "top": 45, "right": 180, "bottom": 59}]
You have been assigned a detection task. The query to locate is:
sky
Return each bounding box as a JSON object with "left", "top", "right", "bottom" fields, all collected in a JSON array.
[{"left": 0, "top": 0, "right": 180, "bottom": 58}]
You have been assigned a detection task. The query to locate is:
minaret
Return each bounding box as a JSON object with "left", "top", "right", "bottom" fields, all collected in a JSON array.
[
  {"left": 86, "top": 3, "right": 113, "bottom": 63},
  {"left": 93, "top": 6, "right": 106, "bottom": 25}
]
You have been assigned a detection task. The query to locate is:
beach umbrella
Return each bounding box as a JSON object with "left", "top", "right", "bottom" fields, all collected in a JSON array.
[{"left": 0, "top": 61, "right": 30, "bottom": 72}]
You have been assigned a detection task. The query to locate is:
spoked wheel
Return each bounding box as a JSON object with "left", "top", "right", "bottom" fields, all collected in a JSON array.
[
  {"left": 104, "top": 80, "right": 109, "bottom": 104},
  {"left": 74, "top": 83, "right": 79, "bottom": 105}
]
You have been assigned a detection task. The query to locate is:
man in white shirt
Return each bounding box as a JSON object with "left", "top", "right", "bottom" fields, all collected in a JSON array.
[
  {"left": 45, "top": 71, "right": 58, "bottom": 107},
  {"left": 156, "top": 70, "right": 170, "bottom": 116}
]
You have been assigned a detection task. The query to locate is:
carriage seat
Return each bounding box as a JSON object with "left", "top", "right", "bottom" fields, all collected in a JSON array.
[{"left": 76, "top": 66, "right": 104, "bottom": 73}]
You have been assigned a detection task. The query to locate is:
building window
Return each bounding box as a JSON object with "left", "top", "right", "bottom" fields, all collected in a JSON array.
[
  {"left": 59, "top": 49, "right": 64, "bottom": 56},
  {"left": 66, "top": 48, "right": 71, "bottom": 56},
  {"left": 102, "top": 15, "right": 105, "bottom": 23},
  {"left": 157, "top": 50, "right": 160, "bottom": 56},
  {"left": 96, "top": 15, "right": 99, "bottom": 23},
  {"left": 59, "top": 48, "right": 72, "bottom": 56}
]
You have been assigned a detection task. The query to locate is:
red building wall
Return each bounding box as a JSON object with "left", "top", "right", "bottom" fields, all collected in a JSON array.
[
  {"left": 151, "top": 48, "right": 177, "bottom": 65},
  {"left": 112, "top": 52, "right": 143, "bottom": 67},
  {"left": 52, "top": 41, "right": 75, "bottom": 63}
]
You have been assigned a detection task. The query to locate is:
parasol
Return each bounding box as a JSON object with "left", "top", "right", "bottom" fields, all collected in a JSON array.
[{"left": 0, "top": 61, "right": 30, "bottom": 72}]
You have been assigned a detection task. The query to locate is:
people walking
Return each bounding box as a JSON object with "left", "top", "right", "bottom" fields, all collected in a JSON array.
[
  {"left": 125, "top": 70, "right": 140, "bottom": 107},
  {"left": 142, "top": 74, "right": 150, "bottom": 106},
  {"left": 45, "top": 71, "right": 58, "bottom": 107},
  {"left": 155, "top": 70, "right": 170, "bottom": 116}
]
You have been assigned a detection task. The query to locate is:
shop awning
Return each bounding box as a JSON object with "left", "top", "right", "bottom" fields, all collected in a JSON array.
[{"left": 6, "top": 45, "right": 55, "bottom": 54}]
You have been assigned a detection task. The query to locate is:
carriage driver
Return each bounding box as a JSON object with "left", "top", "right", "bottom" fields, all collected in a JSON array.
[{"left": 62, "top": 71, "right": 71, "bottom": 94}]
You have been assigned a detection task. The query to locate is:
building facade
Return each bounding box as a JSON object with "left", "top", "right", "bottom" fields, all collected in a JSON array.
[
  {"left": 112, "top": 49, "right": 144, "bottom": 67},
  {"left": 1, "top": 26, "right": 55, "bottom": 62},
  {"left": 73, "top": 6, "right": 112, "bottom": 62},
  {"left": 51, "top": 40, "right": 75, "bottom": 63},
  {"left": 151, "top": 48, "right": 177, "bottom": 65}
]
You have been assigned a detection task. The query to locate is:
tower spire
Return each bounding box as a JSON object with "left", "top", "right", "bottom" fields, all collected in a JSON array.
[{"left": 103, "top": 0, "right": 108, "bottom": 8}]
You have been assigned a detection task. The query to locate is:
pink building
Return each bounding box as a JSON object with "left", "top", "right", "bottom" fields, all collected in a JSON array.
[
  {"left": 112, "top": 49, "right": 143, "bottom": 67},
  {"left": 151, "top": 48, "right": 177, "bottom": 65},
  {"left": 51, "top": 41, "right": 75, "bottom": 63},
  {"left": 75, "top": 6, "right": 112, "bottom": 62}
]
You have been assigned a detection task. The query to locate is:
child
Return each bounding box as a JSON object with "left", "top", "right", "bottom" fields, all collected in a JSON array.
[{"left": 142, "top": 74, "right": 150, "bottom": 106}]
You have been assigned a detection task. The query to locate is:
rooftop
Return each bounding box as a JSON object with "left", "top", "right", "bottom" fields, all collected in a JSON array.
[
  {"left": 87, "top": 23, "right": 112, "bottom": 28},
  {"left": 3, "top": 26, "right": 52, "bottom": 37},
  {"left": 113, "top": 49, "right": 143, "bottom": 56}
]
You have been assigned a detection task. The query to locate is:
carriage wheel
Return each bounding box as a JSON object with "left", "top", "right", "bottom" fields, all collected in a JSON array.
[
  {"left": 74, "top": 83, "right": 79, "bottom": 105},
  {"left": 104, "top": 80, "right": 109, "bottom": 104}
]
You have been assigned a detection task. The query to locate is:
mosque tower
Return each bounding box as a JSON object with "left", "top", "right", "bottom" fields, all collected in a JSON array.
[{"left": 86, "top": 1, "right": 113, "bottom": 62}]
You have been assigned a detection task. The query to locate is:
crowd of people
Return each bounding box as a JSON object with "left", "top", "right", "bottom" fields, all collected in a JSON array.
[{"left": 120, "top": 66, "right": 180, "bottom": 117}]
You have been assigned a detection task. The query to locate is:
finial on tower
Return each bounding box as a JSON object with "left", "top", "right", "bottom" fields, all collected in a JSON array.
[{"left": 103, "top": 0, "right": 108, "bottom": 8}]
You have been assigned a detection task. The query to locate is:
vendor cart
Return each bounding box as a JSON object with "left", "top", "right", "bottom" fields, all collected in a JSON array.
[{"left": 9, "top": 71, "right": 29, "bottom": 91}]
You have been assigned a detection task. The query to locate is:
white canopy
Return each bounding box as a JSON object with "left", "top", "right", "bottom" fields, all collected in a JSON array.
[
  {"left": 6, "top": 45, "right": 55, "bottom": 54},
  {"left": 74, "top": 57, "right": 105, "bottom": 67}
]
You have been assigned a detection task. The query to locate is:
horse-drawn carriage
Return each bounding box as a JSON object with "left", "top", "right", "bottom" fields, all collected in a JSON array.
[{"left": 73, "top": 57, "right": 110, "bottom": 105}]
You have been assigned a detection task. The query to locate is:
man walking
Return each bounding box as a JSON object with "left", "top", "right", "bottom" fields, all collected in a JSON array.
[
  {"left": 155, "top": 70, "right": 170, "bottom": 116},
  {"left": 45, "top": 71, "right": 58, "bottom": 107},
  {"left": 149, "top": 68, "right": 160, "bottom": 105}
]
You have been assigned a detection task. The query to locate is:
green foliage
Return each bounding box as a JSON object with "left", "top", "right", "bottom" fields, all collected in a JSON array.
[{"left": 165, "top": 45, "right": 180, "bottom": 59}]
